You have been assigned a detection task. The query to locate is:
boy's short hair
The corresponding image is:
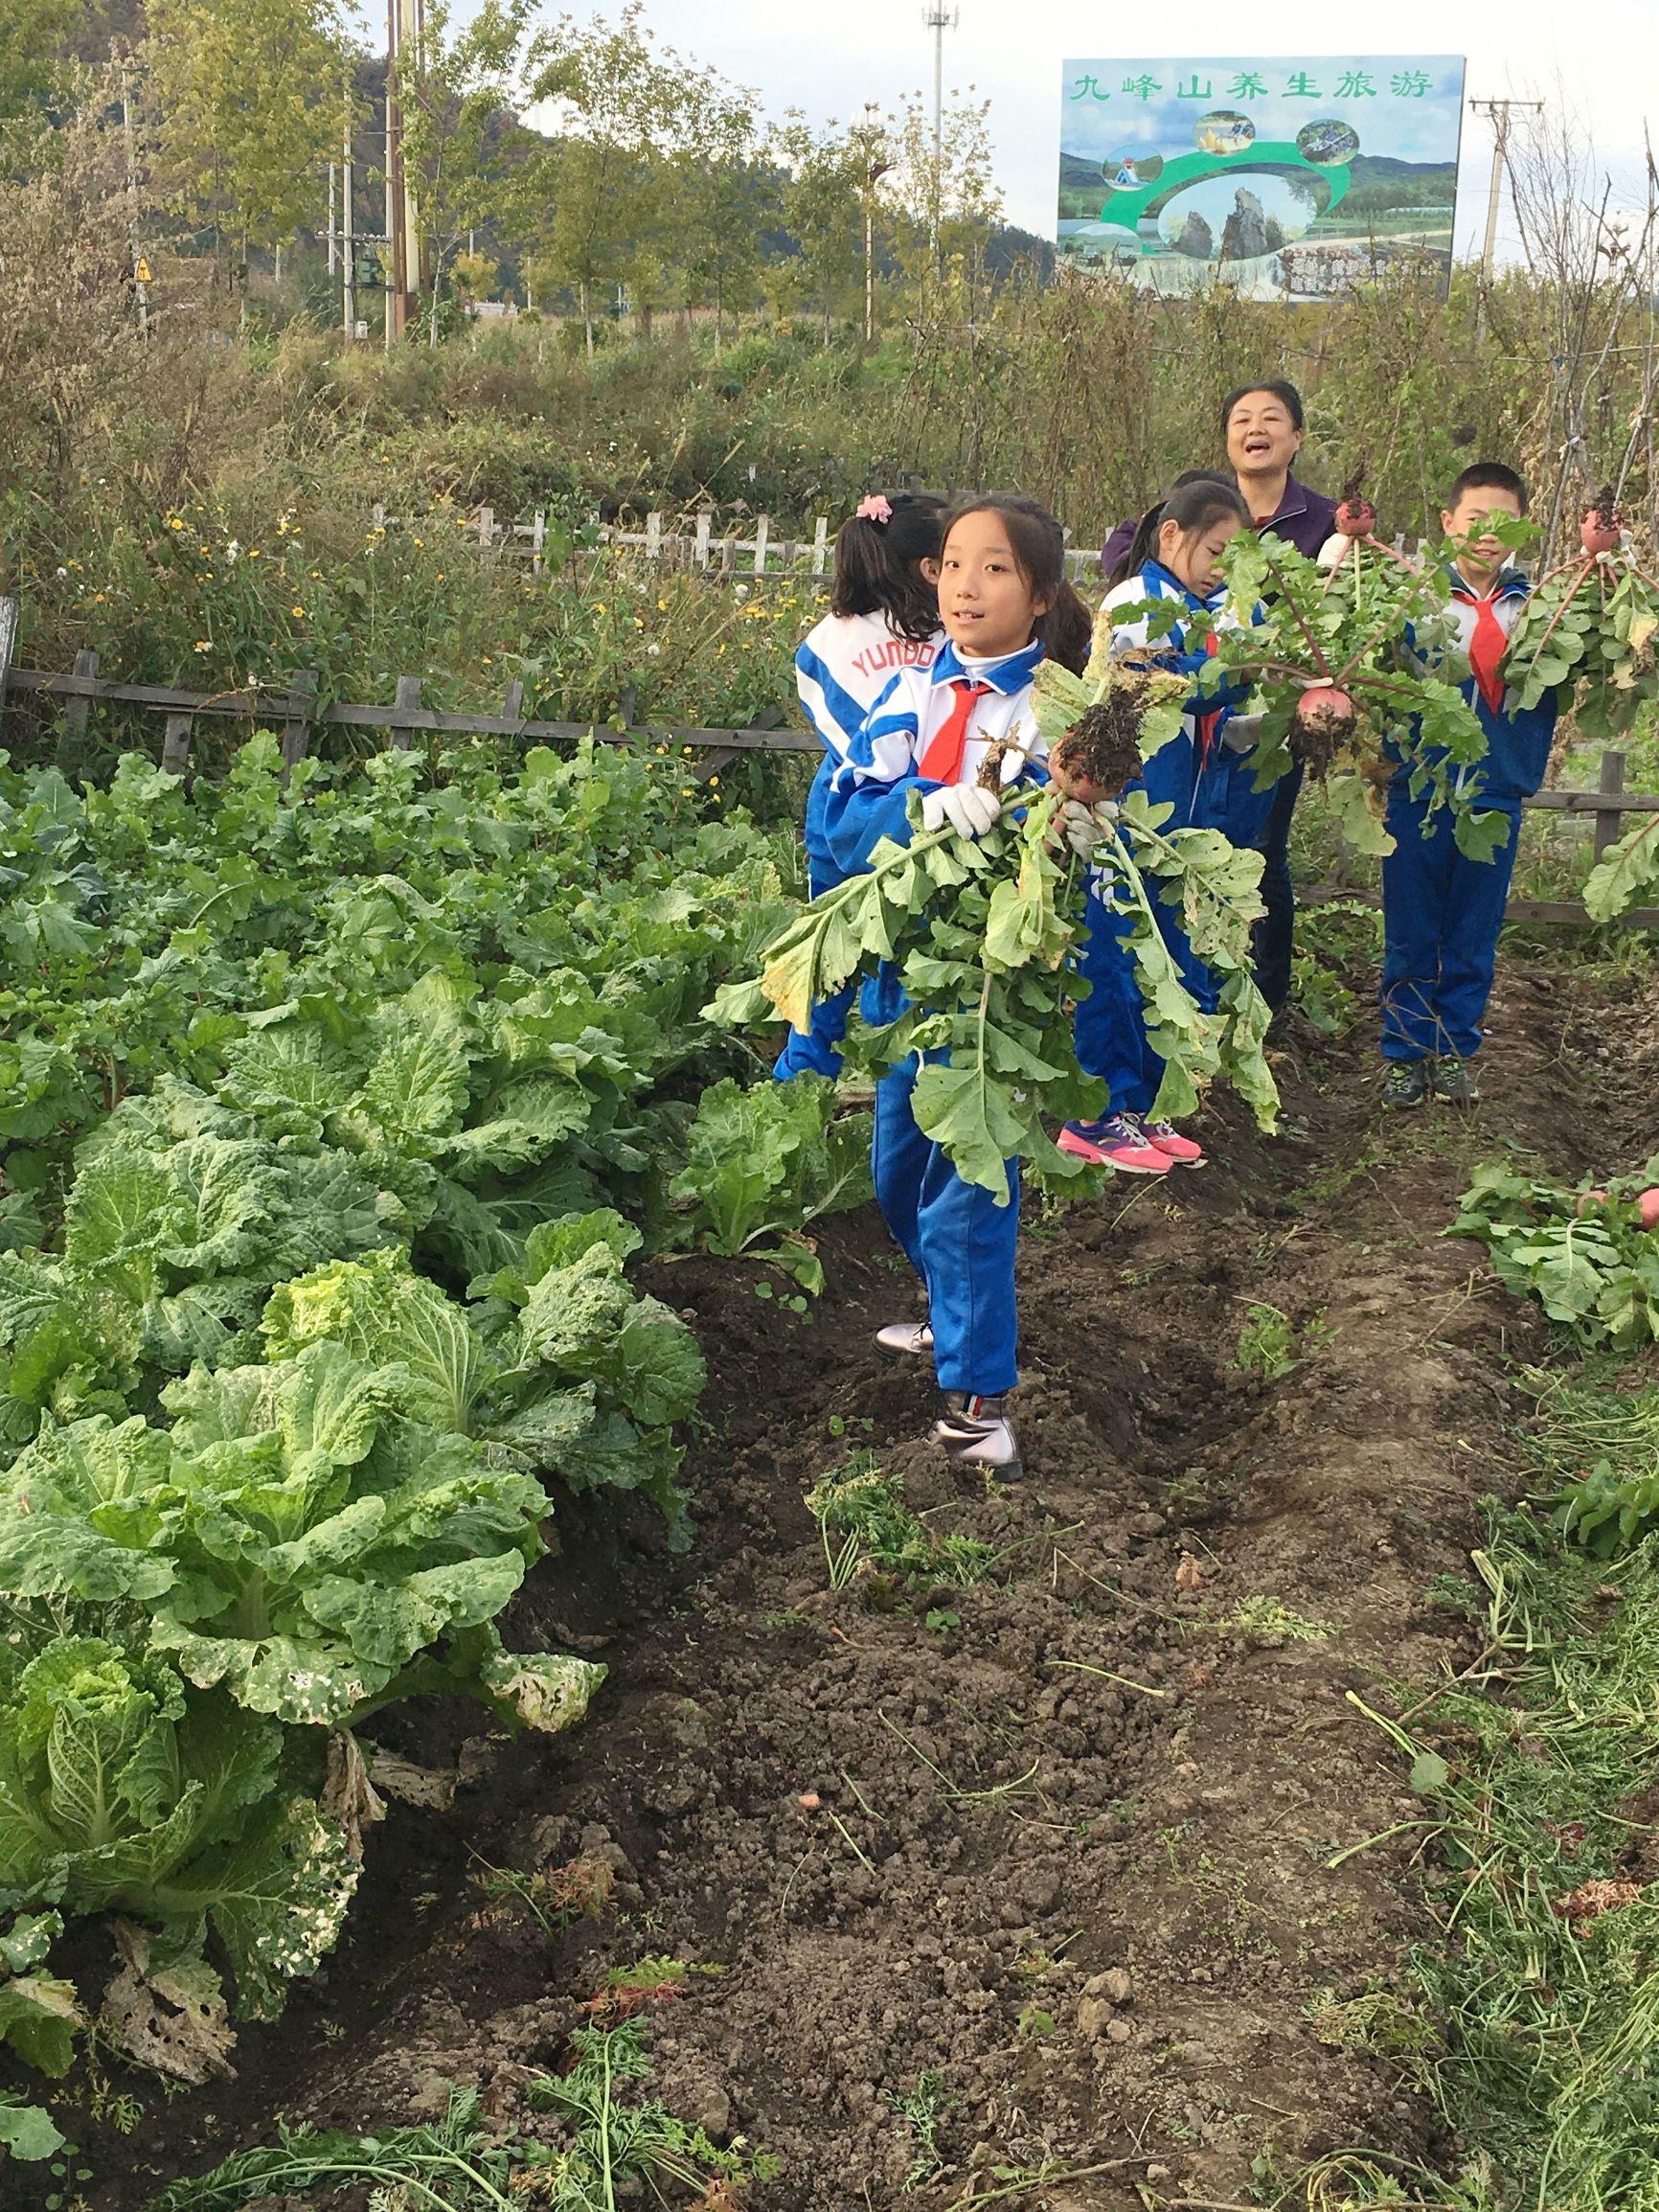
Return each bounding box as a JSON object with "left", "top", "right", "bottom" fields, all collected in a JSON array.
[{"left": 1446, "top": 461, "right": 1529, "bottom": 515}]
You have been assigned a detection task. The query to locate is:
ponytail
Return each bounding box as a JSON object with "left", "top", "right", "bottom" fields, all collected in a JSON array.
[
  {"left": 1110, "top": 472, "right": 1248, "bottom": 591},
  {"left": 830, "top": 490, "right": 946, "bottom": 641},
  {"left": 1036, "top": 581, "right": 1092, "bottom": 674},
  {"left": 1110, "top": 501, "right": 1167, "bottom": 590}
]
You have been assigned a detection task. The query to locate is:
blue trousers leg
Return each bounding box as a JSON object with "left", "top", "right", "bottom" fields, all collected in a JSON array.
[
  {"left": 1252, "top": 759, "right": 1305, "bottom": 1012},
  {"left": 1436, "top": 805, "right": 1521, "bottom": 1058},
  {"left": 1379, "top": 790, "right": 1454, "bottom": 1060},
  {"left": 873, "top": 1055, "right": 1019, "bottom": 1397},
  {"left": 1074, "top": 880, "right": 1155, "bottom": 1112},
  {"left": 1136, "top": 890, "right": 1218, "bottom": 1107},
  {"left": 773, "top": 854, "right": 853, "bottom": 1083}
]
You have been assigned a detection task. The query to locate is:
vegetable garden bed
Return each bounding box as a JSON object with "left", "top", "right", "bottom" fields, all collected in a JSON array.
[{"left": 47, "top": 924, "right": 1659, "bottom": 2211}]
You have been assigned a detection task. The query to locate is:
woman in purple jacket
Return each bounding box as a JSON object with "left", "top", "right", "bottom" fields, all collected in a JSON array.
[{"left": 1099, "top": 378, "right": 1336, "bottom": 1012}]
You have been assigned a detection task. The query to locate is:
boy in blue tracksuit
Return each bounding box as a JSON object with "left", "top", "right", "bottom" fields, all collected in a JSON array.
[
  {"left": 1380, "top": 462, "right": 1560, "bottom": 1109},
  {"left": 1064, "top": 478, "right": 1270, "bottom": 1175}
]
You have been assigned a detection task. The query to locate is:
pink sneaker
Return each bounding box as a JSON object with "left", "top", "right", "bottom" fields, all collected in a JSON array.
[
  {"left": 1139, "top": 1116, "right": 1205, "bottom": 1166},
  {"left": 1057, "top": 1114, "right": 1171, "bottom": 1174}
]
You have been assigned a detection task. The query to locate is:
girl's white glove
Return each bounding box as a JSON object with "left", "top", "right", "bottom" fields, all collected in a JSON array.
[
  {"left": 920, "top": 783, "right": 1002, "bottom": 840},
  {"left": 1220, "top": 712, "right": 1264, "bottom": 755},
  {"left": 1058, "top": 797, "right": 1120, "bottom": 857}
]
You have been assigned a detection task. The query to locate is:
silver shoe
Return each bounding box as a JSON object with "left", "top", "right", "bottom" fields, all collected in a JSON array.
[
  {"left": 875, "top": 1319, "right": 934, "bottom": 1357},
  {"left": 931, "top": 1392, "right": 1022, "bottom": 1479}
]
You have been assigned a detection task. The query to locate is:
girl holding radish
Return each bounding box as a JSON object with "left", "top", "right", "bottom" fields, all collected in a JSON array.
[
  {"left": 1061, "top": 475, "right": 1263, "bottom": 1176},
  {"left": 1097, "top": 380, "right": 1336, "bottom": 1012},
  {"left": 774, "top": 491, "right": 946, "bottom": 1082},
  {"left": 823, "top": 495, "right": 1091, "bottom": 1480}
]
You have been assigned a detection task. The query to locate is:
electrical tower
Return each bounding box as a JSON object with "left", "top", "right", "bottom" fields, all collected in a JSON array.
[{"left": 922, "top": 3, "right": 958, "bottom": 257}]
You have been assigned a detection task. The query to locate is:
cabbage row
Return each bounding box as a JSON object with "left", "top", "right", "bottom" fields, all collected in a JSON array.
[{"left": 0, "top": 738, "right": 857, "bottom": 2126}]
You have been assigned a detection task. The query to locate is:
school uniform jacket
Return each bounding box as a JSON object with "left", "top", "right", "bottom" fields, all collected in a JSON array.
[
  {"left": 794, "top": 612, "right": 943, "bottom": 871},
  {"left": 822, "top": 639, "right": 1046, "bottom": 881},
  {"left": 1393, "top": 567, "right": 1559, "bottom": 806},
  {"left": 1102, "top": 562, "right": 1256, "bottom": 832}
]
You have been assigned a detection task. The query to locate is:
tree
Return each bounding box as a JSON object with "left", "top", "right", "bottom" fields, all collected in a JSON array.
[
  {"left": 886, "top": 87, "right": 1003, "bottom": 296},
  {"left": 0, "top": 0, "right": 92, "bottom": 121},
  {"left": 146, "top": 0, "right": 352, "bottom": 285},
  {"left": 525, "top": 2, "right": 698, "bottom": 352},
  {"left": 670, "top": 74, "right": 765, "bottom": 353},
  {"left": 775, "top": 114, "right": 866, "bottom": 342},
  {"left": 397, "top": 0, "right": 535, "bottom": 344}
]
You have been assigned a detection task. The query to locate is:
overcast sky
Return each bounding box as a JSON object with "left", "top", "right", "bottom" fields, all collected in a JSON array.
[{"left": 365, "top": 0, "right": 1659, "bottom": 259}]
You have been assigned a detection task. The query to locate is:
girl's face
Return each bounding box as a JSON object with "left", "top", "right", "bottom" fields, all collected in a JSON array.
[
  {"left": 1226, "top": 390, "right": 1302, "bottom": 478},
  {"left": 931, "top": 509, "right": 1051, "bottom": 660},
  {"left": 1158, "top": 512, "right": 1242, "bottom": 597}
]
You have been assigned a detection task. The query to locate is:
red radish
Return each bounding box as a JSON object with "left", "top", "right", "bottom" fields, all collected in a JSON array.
[
  {"left": 1640, "top": 1188, "right": 1659, "bottom": 1231},
  {"left": 1335, "top": 493, "right": 1376, "bottom": 537},
  {"left": 1334, "top": 468, "right": 1376, "bottom": 539},
  {"left": 1580, "top": 487, "right": 1623, "bottom": 557},
  {"left": 1574, "top": 1188, "right": 1610, "bottom": 1214},
  {"left": 1293, "top": 685, "right": 1356, "bottom": 741}
]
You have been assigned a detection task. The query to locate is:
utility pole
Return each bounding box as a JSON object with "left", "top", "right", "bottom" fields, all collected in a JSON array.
[
  {"left": 120, "top": 57, "right": 148, "bottom": 336},
  {"left": 851, "top": 105, "right": 891, "bottom": 348},
  {"left": 1469, "top": 96, "right": 1541, "bottom": 337},
  {"left": 385, "top": 0, "right": 402, "bottom": 345},
  {"left": 328, "top": 161, "right": 337, "bottom": 279},
  {"left": 922, "top": 4, "right": 958, "bottom": 262},
  {"left": 342, "top": 110, "right": 356, "bottom": 338}
]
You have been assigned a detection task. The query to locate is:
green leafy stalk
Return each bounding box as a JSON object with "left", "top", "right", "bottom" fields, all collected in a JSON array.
[{"left": 714, "top": 775, "right": 1277, "bottom": 1201}]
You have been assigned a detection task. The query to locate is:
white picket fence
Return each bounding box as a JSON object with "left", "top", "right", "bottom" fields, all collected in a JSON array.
[
  {"left": 369, "top": 500, "right": 1423, "bottom": 583},
  {"left": 370, "top": 501, "right": 1123, "bottom": 582}
]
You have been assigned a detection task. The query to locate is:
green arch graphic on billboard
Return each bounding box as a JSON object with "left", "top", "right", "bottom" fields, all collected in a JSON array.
[{"left": 1095, "top": 142, "right": 1352, "bottom": 237}]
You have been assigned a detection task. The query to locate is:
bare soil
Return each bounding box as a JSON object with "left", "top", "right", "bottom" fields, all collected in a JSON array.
[{"left": 55, "top": 945, "right": 1657, "bottom": 2212}]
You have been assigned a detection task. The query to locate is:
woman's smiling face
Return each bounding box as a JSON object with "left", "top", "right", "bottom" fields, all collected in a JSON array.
[
  {"left": 933, "top": 509, "right": 1049, "bottom": 660},
  {"left": 1226, "top": 389, "right": 1302, "bottom": 478}
]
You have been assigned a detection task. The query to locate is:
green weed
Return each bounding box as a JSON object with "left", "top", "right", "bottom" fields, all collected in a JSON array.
[
  {"left": 888, "top": 2068, "right": 950, "bottom": 2193},
  {"left": 1236, "top": 1304, "right": 1334, "bottom": 1380},
  {"left": 806, "top": 1454, "right": 995, "bottom": 1594}
]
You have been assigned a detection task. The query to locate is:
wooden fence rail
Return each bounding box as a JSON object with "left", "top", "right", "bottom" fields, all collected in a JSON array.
[{"left": 0, "top": 599, "right": 1651, "bottom": 926}]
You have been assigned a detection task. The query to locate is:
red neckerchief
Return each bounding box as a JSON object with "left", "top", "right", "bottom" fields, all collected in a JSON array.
[
  {"left": 918, "top": 678, "right": 991, "bottom": 782},
  {"left": 1457, "top": 575, "right": 1509, "bottom": 715}
]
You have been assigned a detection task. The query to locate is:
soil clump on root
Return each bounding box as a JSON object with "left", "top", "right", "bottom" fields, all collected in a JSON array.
[{"left": 68, "top": 948, "right": 1640, "bottom": 2211}]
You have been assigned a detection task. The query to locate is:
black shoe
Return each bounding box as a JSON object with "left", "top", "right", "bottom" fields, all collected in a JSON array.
[
  {"left": 930, "top": 1393, "right": 1022, "bottom": 1480},
  {"left": 1382, "top": 1061, "right": 1431, "bottom": 1109},
  {"left": 1435, "top": 1056, "right": 1481, "bottom": 1106}
]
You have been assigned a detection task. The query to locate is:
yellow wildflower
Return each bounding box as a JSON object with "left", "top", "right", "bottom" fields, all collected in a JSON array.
[{"left": 291, "top": 604, "right": 306, "bottom": 618}]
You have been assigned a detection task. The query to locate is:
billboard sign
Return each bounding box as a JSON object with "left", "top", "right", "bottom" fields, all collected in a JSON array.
[{"left": 1057, "top": 57, "right": 1466, "bottom": 299}]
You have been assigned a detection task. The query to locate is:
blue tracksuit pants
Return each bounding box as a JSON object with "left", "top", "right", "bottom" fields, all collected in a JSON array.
[
  {"left": 1379, "top": 787, "right": 1521, "bottom": 1061},
  {"left": 1074, "top": 879, "right": 1217, "bottom": 1116},
  {"left": 773, "top": 852, "right": 856, "bottom": 1083},
  {"left": 1073, "top": 731, "right": 1268, "bottom": 1116},
  {"left": 874, "top": 1051, "right": 1019, "bottom": 1397}
]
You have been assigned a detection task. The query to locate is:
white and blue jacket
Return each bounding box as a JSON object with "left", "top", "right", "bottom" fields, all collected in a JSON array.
[
  {"left": 1392, "top": 567, "right": 1558, "bottom": 807},
  {"left": 795, "top": 611, "right": 943, "bottom": 873},
  {"left": 823, "top": 638, "right": 1047, "bottom": 880},
  {"left": 1102, "top": 560, "right": 1260, "bottom": 836}
]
